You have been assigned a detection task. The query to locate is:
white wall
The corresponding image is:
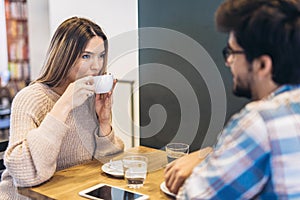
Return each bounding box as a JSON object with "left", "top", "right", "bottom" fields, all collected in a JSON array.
[
  {"left": 27, "top": 0, "right": 50, "bottom": 80},
  {"left": 44, "top": 0, "right": 139, "bottom": 149}
]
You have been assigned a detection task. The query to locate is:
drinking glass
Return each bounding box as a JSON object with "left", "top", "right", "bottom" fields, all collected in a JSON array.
[
  {"left": 165, "top": 143, "right": 189, "bottom": 163},
  {"left": 122, "top": 156, "right": 148, "bottom": 189}
]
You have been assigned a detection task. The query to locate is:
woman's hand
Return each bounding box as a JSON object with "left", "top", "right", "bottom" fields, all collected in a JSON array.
[
  {"left": 95, "top": 79, "right": 117, "bottom": 136},
  {"left": 50, "top": 76, "right": 95, "bottom": 122}
]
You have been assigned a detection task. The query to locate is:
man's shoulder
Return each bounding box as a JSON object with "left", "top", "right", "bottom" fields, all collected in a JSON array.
[
  {"left": 244, "top": 88, "right": 300, "bottom": 121},
  {"left": 217, "top": 89, "right": 300, "bottom": 149}
]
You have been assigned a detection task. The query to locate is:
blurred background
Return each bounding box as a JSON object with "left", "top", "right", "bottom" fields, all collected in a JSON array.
[{"left": 0, "top": 0, "right": 249, "bottom": 153}]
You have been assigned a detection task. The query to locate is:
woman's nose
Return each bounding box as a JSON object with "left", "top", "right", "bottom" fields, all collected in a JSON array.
[{"left": 90, "top": 58, "right": 102, "bottom": 71}]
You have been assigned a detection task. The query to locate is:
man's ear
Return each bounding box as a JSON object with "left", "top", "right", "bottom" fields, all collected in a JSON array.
[{"left": 253, "top": 55, "right": 273, "bottom": 78}]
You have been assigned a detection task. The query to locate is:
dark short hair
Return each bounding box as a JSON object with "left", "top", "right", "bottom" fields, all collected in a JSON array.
[{"left": 215, "top": 0, "right": 300, "bottom": 85}]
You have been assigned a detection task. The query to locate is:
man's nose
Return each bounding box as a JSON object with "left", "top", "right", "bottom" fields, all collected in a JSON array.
[
  {"left": 224, "top": 55, "right": 233, "bottom": 68},
  {"left": 225, "top": 60, "right": 231, "bottom": 68}
]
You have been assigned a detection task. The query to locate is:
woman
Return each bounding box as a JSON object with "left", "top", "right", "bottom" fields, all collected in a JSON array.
[{"left": 0, "top": 17, "right": 124, "bottom": 199}]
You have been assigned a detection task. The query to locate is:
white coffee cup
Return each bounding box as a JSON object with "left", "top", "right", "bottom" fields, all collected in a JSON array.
[{"left": 93, "top": 74, "right": 114, "bottom": 94}]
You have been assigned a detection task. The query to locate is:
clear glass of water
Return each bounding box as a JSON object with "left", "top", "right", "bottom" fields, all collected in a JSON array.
[
  {"left": 122, "top": 156, "right": 148, "bottom": 189},
  {"left": 166, "top": 143, "right": 189, "bottom": 163}
]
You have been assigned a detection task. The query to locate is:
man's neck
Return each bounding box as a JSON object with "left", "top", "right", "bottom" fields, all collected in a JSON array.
[{"left": 253, "top": 82, "right": 279, "bottom": 101}]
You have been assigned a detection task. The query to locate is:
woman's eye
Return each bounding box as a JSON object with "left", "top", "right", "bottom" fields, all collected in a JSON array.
[
  {"left": 82, "top": 54, "right": 90, "bottom": 59},
  {"left": 99, "top": 53, "right": 105, "bottom": 59}
]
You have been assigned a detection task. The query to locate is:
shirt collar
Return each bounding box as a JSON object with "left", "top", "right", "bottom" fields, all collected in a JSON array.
[{"left": 267, "top": 84, "right": 300, "bottom": 99}]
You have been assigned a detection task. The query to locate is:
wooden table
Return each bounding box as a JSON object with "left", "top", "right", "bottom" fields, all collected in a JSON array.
[{"left": 18, "top": 146, "right": 175, "bottom": 200}]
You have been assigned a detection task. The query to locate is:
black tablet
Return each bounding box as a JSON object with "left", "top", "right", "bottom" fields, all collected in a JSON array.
[{"left": 79, "top": 183, "right": 149, "bottom": 200}]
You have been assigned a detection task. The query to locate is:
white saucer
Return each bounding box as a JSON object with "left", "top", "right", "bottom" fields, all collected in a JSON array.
[
  {"left": 101, "top": 160, "right": 124, "bottom": 177},
  {"left": 160, "top": 181, "right": 176, "bottom": 197}
]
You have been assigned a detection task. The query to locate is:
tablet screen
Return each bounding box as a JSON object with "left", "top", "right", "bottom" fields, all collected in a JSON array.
[{"left": 86, "top": 185, "right": 143, "bottom": 200}]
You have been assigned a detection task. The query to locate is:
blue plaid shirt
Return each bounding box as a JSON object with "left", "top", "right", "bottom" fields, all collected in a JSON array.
[{"left": 178, "top": 85, "right": 300, "bottom": 200}]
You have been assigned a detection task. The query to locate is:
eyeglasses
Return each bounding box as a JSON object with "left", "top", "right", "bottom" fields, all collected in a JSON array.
[{"left": 222, "top": 46, "right": 245, "bottom": 62}]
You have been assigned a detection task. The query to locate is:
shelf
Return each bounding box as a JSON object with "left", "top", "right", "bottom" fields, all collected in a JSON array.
[
  {"left": 7, "top": 59, "right": 29, "bottom": 62},
  {"left": 0, "top": 152, "right": 4, "bottom": 160},
  {"left": 5, "top": 18, "right": 27, "bottom": 22},
  {"left": 3, "top": 0, "right": 30, "bottom": 97},
  {"left": 6, "top": 20, "right": 28, "bottom": 37},
  {"left": 5, "top": 0, "right": 27, "bottom": 20}
]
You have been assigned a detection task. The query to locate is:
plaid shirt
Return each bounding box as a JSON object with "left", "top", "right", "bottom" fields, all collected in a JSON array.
[{"left": 178, "top": 85, "right": 300, "bottom": 200}]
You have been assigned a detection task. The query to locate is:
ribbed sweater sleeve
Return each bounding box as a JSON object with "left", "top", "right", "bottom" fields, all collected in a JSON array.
[
  {"left": 72, "top": 96, "right": 124, "bottom": 159},
  {"left": 4, "top": 85, "right": 69, "bottom": 187}
]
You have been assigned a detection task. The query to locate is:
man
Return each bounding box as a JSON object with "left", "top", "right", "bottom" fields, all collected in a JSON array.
[{"left": 164, "top": 0, "right": 300, "bottom": 199}]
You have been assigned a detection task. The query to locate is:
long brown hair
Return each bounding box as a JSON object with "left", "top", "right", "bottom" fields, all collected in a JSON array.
[{"left": 33, "top": 17, "right": 108, "bottom": 87}]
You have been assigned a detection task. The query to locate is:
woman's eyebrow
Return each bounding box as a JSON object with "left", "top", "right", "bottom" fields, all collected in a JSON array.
[
  {"left": 82, "top": 51, "right": 93, "bottom": 54},
  {"left": 82, "top": 50, "right": 105, "bottom": 54}
]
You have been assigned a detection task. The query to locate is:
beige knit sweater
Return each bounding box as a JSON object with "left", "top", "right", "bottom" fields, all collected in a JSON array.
[{"left": 0, "top": 83, "right": 124, "bottom": 199}]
